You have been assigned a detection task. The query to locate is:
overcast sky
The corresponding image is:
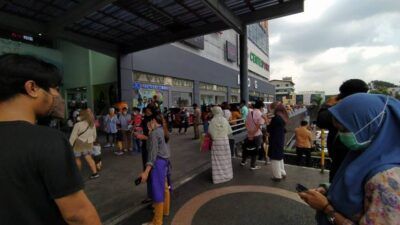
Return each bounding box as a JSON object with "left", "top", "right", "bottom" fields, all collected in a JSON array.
[{"left": 268, "top": 0, "right": 400, "bottom": 95}]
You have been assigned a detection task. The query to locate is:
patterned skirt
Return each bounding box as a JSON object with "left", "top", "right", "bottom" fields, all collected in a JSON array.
[{"left": 211, "top": 137, "right": 233, "bottom": 184}]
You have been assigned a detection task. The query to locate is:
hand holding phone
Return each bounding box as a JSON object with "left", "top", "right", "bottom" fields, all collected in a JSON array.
[
  {"left": 296, "top": 183, "right": 309, "bottom": 192},
  {"left": 134, "top": 177, "right": 142, "bottom": 186}
]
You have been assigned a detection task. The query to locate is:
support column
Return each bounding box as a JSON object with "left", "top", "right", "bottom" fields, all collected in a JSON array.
[
  {"left": 239, "top": 26, "right": 249, "bottom": 103},
  {"left": 193, "top": 80, "right": 200, "bottom": 105}
]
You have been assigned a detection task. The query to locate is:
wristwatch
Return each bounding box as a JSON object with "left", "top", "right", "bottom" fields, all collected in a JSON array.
[{"left": 326, "top": 210, "right": 336, "bottom": 224}]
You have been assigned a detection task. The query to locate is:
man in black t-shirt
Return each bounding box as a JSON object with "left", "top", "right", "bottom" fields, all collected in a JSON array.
[{"left": 0, "top": 54, "right": 101, "bottom": 225}]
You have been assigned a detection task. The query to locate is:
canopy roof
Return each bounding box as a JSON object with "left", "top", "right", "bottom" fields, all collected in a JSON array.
[{"left": 0, "top": 0, "right": 303, "bottom": 55}]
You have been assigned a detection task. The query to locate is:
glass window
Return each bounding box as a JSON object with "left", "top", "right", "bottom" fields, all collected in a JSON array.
[
  {"left": 231, "top": 95, "right": 239, "bottom": 103},
  {"left": 172, "top": 92, "right": 192, "bottom": 107},
  {"left": 201, "top": 94, "right": 215, "bottom": 105},
  {"left": 247, "top": 23, "right": 269, "bottom": 56}
]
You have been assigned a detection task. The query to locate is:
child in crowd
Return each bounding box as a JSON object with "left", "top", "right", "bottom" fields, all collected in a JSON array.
[
  {"left": 132, "top": 107, "right": 143, "bottom": 153},
  {"left": 92, "top": 142, "right": 102, "bottom": 171},
  {"left": 114, "top": 109, "right": 124, "bottom": 156}
]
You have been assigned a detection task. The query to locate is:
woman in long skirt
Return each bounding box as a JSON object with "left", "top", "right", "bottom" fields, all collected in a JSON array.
[
  {"left": 267, "top": 103, "right": 289, "bottom": 181},
  {"left": 209, "top": 106, "right": 233, "bottom": 184}
]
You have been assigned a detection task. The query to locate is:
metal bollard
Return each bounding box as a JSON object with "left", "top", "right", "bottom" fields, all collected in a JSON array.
[{"left": 320, "top": 129, "right": 326, "bottom": 173}]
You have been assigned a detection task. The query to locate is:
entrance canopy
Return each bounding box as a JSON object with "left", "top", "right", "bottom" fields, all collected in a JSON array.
[{"left": 0, "top": 0, "right": 303, "bottom": 55}]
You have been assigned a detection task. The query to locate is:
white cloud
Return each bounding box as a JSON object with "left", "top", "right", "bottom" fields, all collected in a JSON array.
[
  {"left": 269, "top": 0, "right": 400, "bottom": 95},
  {"left": 283, "top": 0, "right": 335, "bottom": 23}
]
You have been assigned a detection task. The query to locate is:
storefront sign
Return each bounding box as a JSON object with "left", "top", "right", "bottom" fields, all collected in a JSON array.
[
  {"left": 247, "top": 40, "right": 270, "bottom": 80},
  {"left": 250, "top": 52, "right": 269, "bottom": 72},
  {"left": 133, "top": 82, "right": 169, "bottom": 91}
]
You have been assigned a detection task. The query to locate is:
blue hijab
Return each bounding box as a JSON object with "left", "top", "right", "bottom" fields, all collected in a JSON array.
[{"left": 318, "top": 93, "right": 400, "bottom": 224}]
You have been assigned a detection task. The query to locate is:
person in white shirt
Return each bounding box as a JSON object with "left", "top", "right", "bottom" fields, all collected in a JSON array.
[{"left": 69, "top": 108, "right": 99, "bottom": 179}]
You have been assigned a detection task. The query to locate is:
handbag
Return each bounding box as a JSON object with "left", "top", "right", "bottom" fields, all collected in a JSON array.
[
  {"left": 245, "top": 111, "right": 259, "bottom": 151},
  {"left": 201, "top": 133, "right": 212, "bottom": 152}
]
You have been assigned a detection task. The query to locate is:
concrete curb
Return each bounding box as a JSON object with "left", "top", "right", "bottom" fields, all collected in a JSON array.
[{"left": 104, "top": 162, "right": 211, "bottom": 225}]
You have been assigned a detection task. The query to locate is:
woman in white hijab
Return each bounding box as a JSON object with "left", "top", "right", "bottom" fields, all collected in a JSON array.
[{"left": 209, "top": 106, "right": 233, "bottom": 184}]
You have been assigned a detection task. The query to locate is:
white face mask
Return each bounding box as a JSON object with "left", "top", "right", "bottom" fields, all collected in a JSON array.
[{"left": 76, "top": 116, "right": 81, "bottom": 121}]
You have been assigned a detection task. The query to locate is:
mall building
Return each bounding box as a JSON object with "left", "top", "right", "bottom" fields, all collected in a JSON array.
[
  {"left": 120, "top": 21, "right": 275, "bottom": 108},
  {"left": 0, "top": 21, "right": 273, "bottom": 114}
]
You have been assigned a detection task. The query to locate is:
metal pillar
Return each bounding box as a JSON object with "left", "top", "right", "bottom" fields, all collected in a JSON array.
[{"left": 239, "top": 26, "right": 249, "bottom": 103}]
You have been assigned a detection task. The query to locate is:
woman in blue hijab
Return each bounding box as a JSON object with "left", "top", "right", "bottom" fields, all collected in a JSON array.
[{"left": 299, "top": 93, "right": 400, "bottom": 225}]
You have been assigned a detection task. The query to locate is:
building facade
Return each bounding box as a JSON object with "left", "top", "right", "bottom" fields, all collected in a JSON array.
[
  {"left": 120, "top": 22, "right": 274, "bottom": 109},
  {"left": 270, "top": 77, "right": 295, "bottom": 104}
]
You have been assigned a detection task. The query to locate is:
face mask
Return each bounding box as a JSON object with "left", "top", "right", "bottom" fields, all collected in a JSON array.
[
  {"left": 339, "top": 132, "right": 371, "bottom": 151},
  {"left": 48, "top": 95, "right": 66, "bottom": 119},
  {"left": 76, "top": 116, "right": 81, "bottom": 122},
  {"left": 338, "top": 96, "right": 389, "bottom": 151}
]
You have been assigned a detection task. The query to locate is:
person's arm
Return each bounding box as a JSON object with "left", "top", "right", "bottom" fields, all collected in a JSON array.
[
  {"left": 358, "top": 170, "right": 400, "bottom": 225},
  {"left": 55, "top": 191, "right": 101, "bottom": 225},
  {"left": 93, "top": 127, "right": 97, "bottom": 142},
  {"left": 299, "top": 190, "right": 355, "bottom": 225},
  {"left": 69, "top": 124, "right": 79, "bottom": 146},
  {"left": 38, "top": 134, "right": 100, "bottom": 225}
]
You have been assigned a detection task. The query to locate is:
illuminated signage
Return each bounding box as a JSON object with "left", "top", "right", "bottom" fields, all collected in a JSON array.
[
  {"left": 133, "top": 82, "right": 169, "bottom": 91},
  {"left": 250, "top": 52, "right": 269, "bottom": 71}
]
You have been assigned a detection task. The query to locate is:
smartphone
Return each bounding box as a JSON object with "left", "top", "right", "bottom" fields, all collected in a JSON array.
[
  {"left": 296, "top": 183, "right": 309, "bottom": 192},
  {"left": 134, "top": 177, "right": 142, "bottom": 186}
]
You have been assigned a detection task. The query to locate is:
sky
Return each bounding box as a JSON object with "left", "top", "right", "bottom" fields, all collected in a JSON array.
[{"left": 268, "top": 0, "right": 400, "bottom": 95}]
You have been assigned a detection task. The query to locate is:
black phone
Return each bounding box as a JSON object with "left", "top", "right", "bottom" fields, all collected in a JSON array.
[
  {"left": 134, "top": 177, "right": 142, "bottom": 186},
  {"left": 296, "top": 183, "right": 309, "bottom": 192}
]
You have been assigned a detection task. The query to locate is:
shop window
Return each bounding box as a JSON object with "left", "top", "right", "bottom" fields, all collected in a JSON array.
[
  {"left": 172, "top": 92, "right": 192, "bottom": 107},
  {"left": 201, "top": 95, "right": 215, "bottom": 106},
  {"left": 231, "top": 95, "right": 239, "bottom": 103}
]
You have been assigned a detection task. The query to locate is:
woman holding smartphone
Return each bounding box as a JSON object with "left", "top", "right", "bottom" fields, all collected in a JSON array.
[
  {"left": 139, "top": 113, "right": 171, "bottom": 225},
  {"left": 299, "top": 94, "right": 400, "bottom": 225}
]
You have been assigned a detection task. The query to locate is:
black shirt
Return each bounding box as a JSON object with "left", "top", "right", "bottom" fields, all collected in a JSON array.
[{"left": 0, "top": 121, "right": 84, "bottom": 225}]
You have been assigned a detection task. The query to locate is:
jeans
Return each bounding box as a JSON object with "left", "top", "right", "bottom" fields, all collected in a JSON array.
[
  {"left": 179, "top": 122, "right": 188, "bottom": 133},
  {"left": 203, "top": 122, "right": 209, "bottom": 134},
  {"left": 132, "top": 137, "right": 142, "bottom": 152},
  {"left": 106, "top": 133, "right": 117, "bottom": 143}
]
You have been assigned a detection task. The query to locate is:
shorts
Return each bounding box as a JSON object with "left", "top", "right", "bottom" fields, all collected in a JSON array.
[
  {"left": 93, "top": 155, "right": 102, "bottom": 164},
  {"left": 74, "top": 149, "right": 92, "bottom": 157}
]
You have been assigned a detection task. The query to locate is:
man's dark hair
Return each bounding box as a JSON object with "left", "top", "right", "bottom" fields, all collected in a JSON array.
[
  {"left": 192, "top": 103, "right": 198, "bottom": 108},
  {"left": 301, "top": 120, "right": 308, "bottom": 126},
  {"left": 240, "top": 100, "right": 246, "bottom": 105},
  {"left": 338, "top": 79, "right": 368, "bottom": 100},
  {"left": 254, "top": 100, "right": 265, "bottom": 109},
  {"left": 153, "top": 113, "right": 164, "bottom": 125},
  {"left": 0, "top": 54, "right": 62, "bottom": 102}
]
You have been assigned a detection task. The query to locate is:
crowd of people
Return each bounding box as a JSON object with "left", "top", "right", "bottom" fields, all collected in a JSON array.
[{"left": 1, "top": 53, "right": 400, "bottom": 225}]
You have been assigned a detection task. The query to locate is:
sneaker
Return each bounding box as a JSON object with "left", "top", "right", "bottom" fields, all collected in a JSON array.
[
  {"left": 250, "top": 166, "right": 261, "bottom": 170},
  {"left": 104, "top": 143, "right": 111, "bottom": 148},
  {"left": 90, "top": 173, "right": 100, "bottom": 179},
  {"left": 240, "top": 162, "right": 247, "bottom": 166},
  {"left": 114, "top": 151, "right": 124, "bottom": 156}
]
